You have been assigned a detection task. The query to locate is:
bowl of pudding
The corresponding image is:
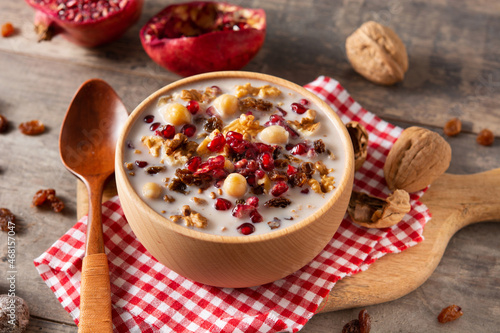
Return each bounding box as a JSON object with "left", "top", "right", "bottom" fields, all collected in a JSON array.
[{"left": 115, "top": 71, "right": 354, "bottom": 288}]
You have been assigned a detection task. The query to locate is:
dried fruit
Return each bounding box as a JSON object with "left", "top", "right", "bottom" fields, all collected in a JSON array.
[
  {"left": 443, "top": 117, "right": 462, "bottom": 137},
  {"left": 1, "top": 22, "right": 15, "bottom": 37},
  {"left": 342, "top": 319, "right": 360, "bottom": 333},
  {"left": 342, "top": 309, "right": 371, "bottom": 333},
  {"left": 264, "top": 198, "right": 291, "bottom": 208},
  {"left": 270, "top": 181, "right": 289, "bottom": 197},
  {"left": 140, "top": 1, "right": 266, "bottom": 76},
  {"left": 346, "top": 121, "right": 369, "bottom": 171},
  {"left": 19, "top": 120, "right": 45, "bottom": 135},
  {"left": 438, "top": 304, "right": 463, "bottom": 323},
  {"left": 25, "top": 0, "right": 144, "bottom": 47},
  {"left": 0, "top": 294, "right": 30, "bottom": 332},
  {"left": 32, "top": 189, "right": 65, "bottom": 212},
  {"left": 476, "top": 128, "right": 494, "bottom": 146},
  {"left": 384, "top": 127, "right": 451, "bottom": 193},
  {"left": 0, "top": 208, "right": 16, "bottom": 232},
  {"left": 346, "top": 21, "right": 408, "bottom": 85},
  {"left": 0, "top": 115, "right": 8, "bottom": 133},
  {"left": 204, "top": 117, "right": 223, "bottom": 133},
  {"left": 347, "top": 190, "right": 410, "bottom": 228}
]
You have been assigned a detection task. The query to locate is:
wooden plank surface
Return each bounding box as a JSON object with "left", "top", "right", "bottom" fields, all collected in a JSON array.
[{"left": 0, "top": 0, "right": 499, "bottom": 332}]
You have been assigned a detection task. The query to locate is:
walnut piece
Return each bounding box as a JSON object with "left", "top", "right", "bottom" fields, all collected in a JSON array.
[
  {"left": 235, "top": 83, "right": 281, "bottom": 99},
  {"left": 384, "top": 127, "right": 451, "bottom": 193},
  {"left": 346, "top": 21, "right": 408, "bottom": 85},
  {"left": 346, "top": 121, "right": 369, "bottom": 171},
  {"left": 170, "top": 205, "right": 208, "bottom": 228},
  {"left": 288, "top": 109, "right": 320, "bottom": 135},
  {"left": 348, "top": 190, "right": 411, "bottom": 228}
]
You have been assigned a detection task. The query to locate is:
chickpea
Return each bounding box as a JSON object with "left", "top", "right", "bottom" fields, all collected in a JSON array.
[
  {"left": 259, "top": 125, "right": 289, "bottom": 144},
  {"left": 222, "top": 173, "right": 248, "bottom": 197},
  {"left": 213, "top": 94, "right": 239, "bottom": 118},
  {"left": 161, "top": 102, "right": 191, "bottom": 126},
  {"left": 142, "top": 182, "right": 162, "bottom": 199}
]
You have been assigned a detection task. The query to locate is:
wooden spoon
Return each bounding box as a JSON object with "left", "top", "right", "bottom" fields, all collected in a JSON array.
[{"left": 59, "top": 79, "right": 128, "bottom": 332}]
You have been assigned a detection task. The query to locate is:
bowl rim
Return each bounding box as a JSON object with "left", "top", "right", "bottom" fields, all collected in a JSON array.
[{"left": 116, "top": 71, "right": 354, "bottom": 244}]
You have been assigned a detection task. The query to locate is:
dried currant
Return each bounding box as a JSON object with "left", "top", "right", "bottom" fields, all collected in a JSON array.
[
  {"left": 0, "top": 114, "right": 8, "bottom": 133},
  {"left": 438, "top": 304, "right": 463, "bottom": 323},
  {"left": 146, "top": 166, "right": 166, "bottom": 175},
  {"left": 168, "top": 178, "right": 188, "bottom": 194},
  {"left": 477, "top": 128, "right": 494, "bottom": 146},
  {"left": 342, "top": 319, "right": 360, "bottom": 333},
  {"left": 443, "top": 117, "right": 462, "bottom": 137},
  {"left": 267, "top": 217, "right": 281, "bottom": 229},
  {"left": 0, "top": 208, "right": 15, "bottom": 232},
  {"left": 32, "top": 189, "right": 65, "bottom": 213},
  {"left": 313, "top": 139, "right": 326, "bottom": 154},
  {"left": 19, "top": 120, "right": 45, "bottom": 135},
  {"left": 204, "top": 117, "right": 223, "bottom": 133},
  {"left": 264, "top": 197, "right": 291, "bottom": 208},
  {"left": 358, "top": 309, "right": 371, "bottom": 333}
]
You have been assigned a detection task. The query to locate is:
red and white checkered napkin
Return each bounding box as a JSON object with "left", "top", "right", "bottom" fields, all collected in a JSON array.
[{"left": 34, "top": 76, "right": 431, "bottom": 333}]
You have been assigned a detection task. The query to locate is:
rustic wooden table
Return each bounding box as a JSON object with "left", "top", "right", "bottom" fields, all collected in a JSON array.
[{"left": 1, "top": 0, "right": 499, "bottom": 332}]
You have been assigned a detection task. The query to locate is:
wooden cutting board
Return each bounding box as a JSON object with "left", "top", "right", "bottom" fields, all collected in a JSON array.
[{"left": 76, "top": 168, "right": 500, "bottom": 313}]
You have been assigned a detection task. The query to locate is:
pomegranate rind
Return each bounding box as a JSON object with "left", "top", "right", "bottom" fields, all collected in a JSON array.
[
  {"left": 140, "top": 1, "right": 266, "bottom": 77},
  {"left": 25, "top": 0, "right": 144, "bottom": 47}
]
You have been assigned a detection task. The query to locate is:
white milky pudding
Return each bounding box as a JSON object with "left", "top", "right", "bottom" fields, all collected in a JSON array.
[{"left": 123, "top": 79, "right": 345, "bottom": 236}]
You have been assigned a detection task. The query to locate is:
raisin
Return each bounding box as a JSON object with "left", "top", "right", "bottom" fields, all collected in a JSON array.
[
  {"left": 438, "top": 304, "right": 463, "bottom": 323},
  {"left": 443, "top": 118, "right": 462, "bottom": 137},
  {"left": 268, "top": 170, "right": 288, "bottom": 182},
  {"left": 19, "top": 120, "right": 45, "bottom": 135},
  {"left": 476, "top": 128, "right": 494, "bottom": 146},
  {"left": 300, "top": 162, "right": 315, "bottom": 178},
  {"left": 204, "top": 117, "right": 223, "bottom": 133},
  {"left": 273, "top": 159, "right": 289, "bottom": 169},
  {"left": 313, "top": 139, "right": 326, "bottom": 154},
  {"left": 32, "top": 189, "right": 64, "bottom": 213},
  {"left": 264, "top": 198, "right": 291, "bottom": 208},
  {"left": 358, "top": 309, "right": 371, "bottom": 333},
  {"left": 168, "top": 178, "right": 188, "bottom": 194},
  {"left": 251, "top": 184, "right": 265, "bottom": 195},
  {"left": 0, "top": 114, "right": 8, "bottom": 133},
  {"left": 239, "top": 97, "right": 273, "bottom": 112},
  {"left": 0, "top": 208, "right": 15, "bottom": 232},
  {"left": 267, "top": 217, "right": 281, "bottom": 229},
  {"left": 342, "top": 319, "right": 360, "bottom": 333},
  {"left": 146, "top": 166, "right": 166, "bottom": 175},
  {"left": 288, "top": 172, "right": 307, "bottom": 187},
  {"left": 1, "top": 22, "right": 14, "bottom": 37}
]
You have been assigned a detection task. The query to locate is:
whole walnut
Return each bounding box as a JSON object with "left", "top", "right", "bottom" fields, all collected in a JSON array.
[
  {"left": 384, "top": 127, "right": 451, "bottom": 193},
  {"left": 346, "top": 21, "right": 408, "bottom": 85},
  {"left": 0, "top": 295, "right": 30, "bottom": 332}
]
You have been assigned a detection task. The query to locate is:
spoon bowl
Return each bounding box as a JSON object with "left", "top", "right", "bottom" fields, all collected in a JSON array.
[{"left": 59, "top": 79, "right": 128, "bottom": 332}]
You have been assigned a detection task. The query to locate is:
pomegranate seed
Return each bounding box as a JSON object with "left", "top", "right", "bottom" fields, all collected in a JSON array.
[
  {"left": 149, "top": 122, "right": 161, "bottom": 131},
  {"left": 299, "top": 98, "right": 309, "bottom": 106},
  {"left": 245, "top": 111, "right": 254, "bottom": 116},
  {"left": 207, "top": 133, "right": 226, "bottom": 152},
  {"left": 246, "top": 160, "right": 258, "bottom": 171},
  {"left": 186, "top": 100, "right": 199, "bottom": 114},
  {"left": 143, "top": 115, "right": 154, "bottom": 123},
  {"left": 271, "top": 181, "right": 289, "bottom": 197},
  {"left": 208, "top": 155, "right": 225, "bottom": 169},
  {"left": 264, "top": 115, "right": 299, "bottom": 138},
  {"left": 214, "top": 198, "right": 232, "bottom": 211},
  {"left": 185, "top": 156, "right": 201, "bottom": 172},
  {"left": 1, "top": 23, "right": 14, "bottom": 37},
  {"left": 181, "top": 124, "right": 197, "bottom": 137},
  {"left": 287, "top": 165, "right": 297, "bottom": 176},
  {"left": 291, "top": 143, "right": 307, "bottom": 155},
  {"left": 301, "top": 188, "right": 310, "bottom": 194},
  {"left": 255, "top": 169, "right": 265, "bottom": 179},
  {"left": 245, "top": 147, "right": 258, "bottom": 159},
  {"left": 206, "top": 106, "right": 215, "bottom": 116},
  {"left": 234, "top": 159, "right": 248, "bottom": 169},
  {"left": 232, "top": 204, "right": 254, "bottom": 218},
  {"left": 135, "top": 160, "right": 148, "bottom": 168},
  {"left": 250, "top": 210, "right": 263, "bottom": 223},
  {"left": 156, "top": 125, "right": 175, "bottom": 139},
  {"left": 237, "top": 223, "right": 255, "bottom": 235},
  {"left": 285, "top": 144, "right": 294, "bottom": 151},
  {"left": 255, "top": 142, "right": 273, "bottom": 154},
  {"left": 258, "top": 152, "right": 274, "bottom": 171},
  {"left": 277, "top": 106, "right": 287, "bottom": 116},
  {"left": 245, "top": 174, "right": 256, "bottom": 186},
  {"left": 211, "top": 85, "right": 222, "bottom": 94},
  {"left": 211, "top": 169, "right": 227, "bottom": 180},
  {"left": 246, "top": 196, "right": 259, "bottom": 207},
  {"left": 226, "top": 131, "right": 243, "bottom": 141},
  {"left": 291, "top": 102, "right": 307, "bottom": 114}
]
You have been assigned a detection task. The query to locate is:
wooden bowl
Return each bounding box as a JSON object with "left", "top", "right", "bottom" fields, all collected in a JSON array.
[{"left": 115, "top": 71, "right": 354, "bottom": 288}]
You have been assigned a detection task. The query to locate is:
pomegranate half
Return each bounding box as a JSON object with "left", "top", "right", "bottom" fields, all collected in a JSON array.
[
  {"left": 140, "top": 1, "right": 266, "bottom": 77},
  {"left": 25, "top": 0, "right": 144, "bottom": 47}
]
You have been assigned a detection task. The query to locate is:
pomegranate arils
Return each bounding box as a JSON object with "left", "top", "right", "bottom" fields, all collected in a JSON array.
[
  {"left": 271, "top": 181, "right": 289, "bottom": 197},
  {"left": 264, "top": 114, "right": 299, "bottom": 138},
  {"left": 246, "top": 196, "right": 259, "bottom": 207},
  {"left": 156, "top": 124, "right": 175, "bottom": 139},
  {"left": 255, "top": 169, "right": 265, "bottom": 179},
  {"left": 250, "top": 210, "right": 263, "bottom": 223},
  {"left": 287, "top": 165, "right": 297, "bottom": 176},
  {"left": 245, "top": 174, "right": 256, "bottom": 186},
  {"left": 185, "top": 156, "right": 201, "bottom": 172},
  {"left": 211, "top": 169, "right": 227, "bottom": 180},
  {"left": 195, "top": 155, "right": 225, "bottom": 175},
  {"left": 181, "top": 124, "right": 197, "bottom": 137},
  {"left": 135, "top": 160, "right": 148, "bottom": 168},
  {"left": 226, "top": 131, "right": 243, "bottom": 141},
  {"left": 258, "top": 152, "right": 274, "bottom": 171},
  {"left": 207, "top": 132, "right": 226, "bottom": 152},
  {"left": 149, "top": 122, "right": 161, "bottom": 131},
  {"left": 206, "top": 106, "right": 215, "bottom": 116},
  {"left": 214, "top": 198, "right": 232, "bottom": 211},
  {"left": 291, "top": 143, "right": 307, "bottom": 155},
  {"left": 232, "top": 204, "right": 254, "bottom": 218},
  {"left": 291, "top": 102, "right": 307, "bottom": 114},
  {"left": 237, "top": 223, "right": 255, "bottom": 235},
  {"left": 144, "top": 115, "right": 154, "bottom": 123},
  {"left": 186, "top": 100, "right": 199, "bottom": 114},
  {"left": 277, "top": 106, "right": 287, "bottom": 116},
  {"left": 299, "top": 98, "right": 309, "bottom": 106}
]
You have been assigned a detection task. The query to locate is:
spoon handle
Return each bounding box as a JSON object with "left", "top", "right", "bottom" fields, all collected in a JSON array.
[{"left": 78, "top": 178, "right": 113, "bottom": 332}]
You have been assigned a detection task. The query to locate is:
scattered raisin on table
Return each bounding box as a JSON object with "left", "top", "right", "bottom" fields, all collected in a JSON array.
[
  {"left": 358, "top": 309, "right": 371, "bottom": 333},
  {"left": 438, "top": 304, "right": 463, "bottom": 323},
  {"left": 32, "top": 189, "right": 65, "bottom": 213},
  {"left": 1, "top": 22, "right": 14, "bottom": 37},
  {"left": 19, "top": 120, "right": 45, "bottom": 135},
  {"left": 342, "top": 319, "right": 360, "bottom": 333},
  {"left": 476, "top": 128, "right": 494, "bottom": 146},
  {"left": 0, "top": 114, "right": 8, "bottom": 133},
  {"left": 0, "top": 208, "right": 16, "bottom": 232},
  {"left": 443, "top": 117, "right": 462, "bottom": 137}
]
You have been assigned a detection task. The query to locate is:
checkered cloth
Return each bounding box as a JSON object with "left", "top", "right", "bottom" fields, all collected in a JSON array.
[{"left": 34, "top": 76, "right": 431, "bottom": 333}]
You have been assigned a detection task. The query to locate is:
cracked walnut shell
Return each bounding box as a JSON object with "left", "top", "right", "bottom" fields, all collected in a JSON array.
[
  {"left": 346, "top": 121, "right": 369, "bottom": 171},
  {"left": 348, "top": 189, "right": 411, "bottom": 228},
  {"left": 346, "top": 21, "right": 408, "bottom": 85},
  {"left": 384, "top": 127, "right": 451, "bottom": 193}
]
